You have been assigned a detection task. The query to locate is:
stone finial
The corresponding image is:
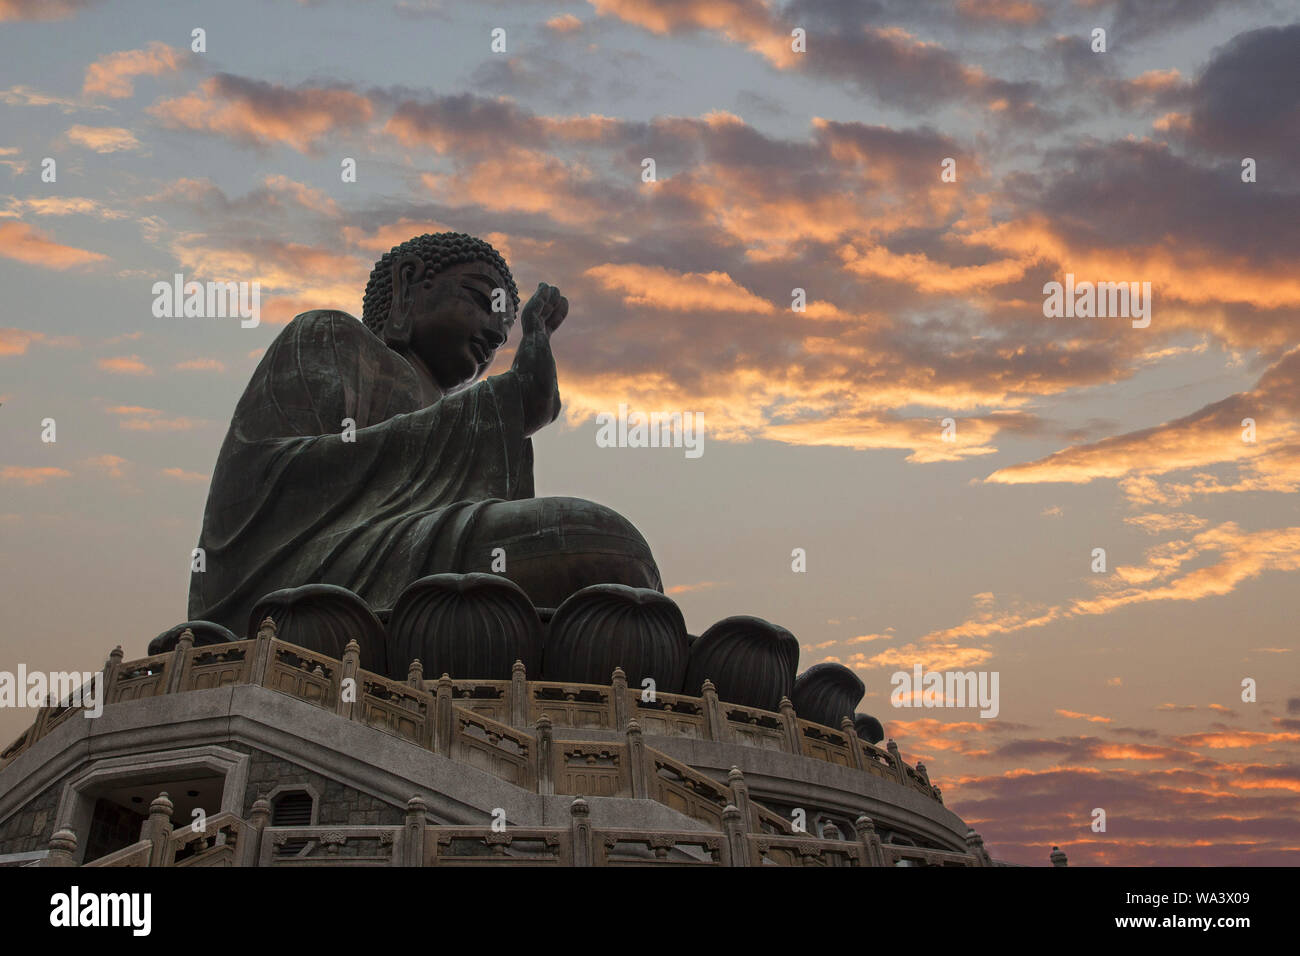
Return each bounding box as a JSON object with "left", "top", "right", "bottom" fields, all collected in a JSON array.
[
  {"left": 149, "top": 792, "right": 174, "bottom": 817},
  {"left": 406, "top": 795, "right": 428, "bottom": 815},
  {"left": 249, "top": 796, "right": 272, "bottom": 821},
  {"left": 722, "top": 803, "right": 741, "bottom": 822},
  {"left": 611, "top": 666, "right": 627, "bottom": 683},
  {"left": 701, "top": 678, "right": 717, "bottom": 696},
  {"left": 407, "top": 658, "right": 424, "bottom": 682},
  {"left": 569, "top": 796, "right": 589, "bottom": 818},
  {"left": 854, "top": 814, "right": 876, "bottom": 834},
  {"left": 256, "top": 616, "right": 277, "bottom": 640},
  {"left": 109, "top": 645, "right": 124, "bottom": 663},
  {"left": 49, "top": 826, "right": 77, "bottom": 854},
  {"left": 841, "top": 715, "right": 855, "bottom": 731},
  {"left": 727, "top": 766, "right": 744, "bottom": 783},
  {"left": 177, "top": 628, "right": 195, "bottom": 650},
  {"left": 778, "top": 695, "right": 795, "bottom": 714},
  {"left": 535, "top": 713, "right": 552, "bottom": 732},
  {"left": 1050, "top": 845, "right": 1069, "bottom": 867},
  {"left": 626, "top": 718, "right": 642, "bottom": 736},
  {"left": 512, "top": 659, "right": 526, "bottom": 677},
  {"left": 343, "top": 639, "right": 361, "bottom": 656},
  {"left": 823, "top": 821, "right": 841, "bottom": 841},
  {"left": 886, "top": 738, "right": 900, "bottom": 755}
]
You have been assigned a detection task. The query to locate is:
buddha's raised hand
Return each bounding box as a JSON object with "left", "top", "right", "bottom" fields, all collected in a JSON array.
[{"left": 520, "top": 282, "right": 568, "bottom": 338}]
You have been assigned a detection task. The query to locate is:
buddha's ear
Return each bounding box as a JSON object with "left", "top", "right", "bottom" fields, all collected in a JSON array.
[{"left": 386, "top": 253, "right": 425, "bottom": 348}]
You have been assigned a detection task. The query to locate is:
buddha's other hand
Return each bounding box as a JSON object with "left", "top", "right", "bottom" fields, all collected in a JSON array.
[{"left": 513, "top": 282, "right": 567, "bottom": 435}]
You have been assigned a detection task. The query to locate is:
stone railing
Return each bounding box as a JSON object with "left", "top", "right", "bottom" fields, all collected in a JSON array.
[
  {"left": 1, "top": 621, "right": 946, "bottom": 809},
  {"left": 46, "top": 792, "right": 980, "bottom": 868}
]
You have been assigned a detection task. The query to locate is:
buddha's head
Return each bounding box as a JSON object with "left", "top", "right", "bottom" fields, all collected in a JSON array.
[{"left": 362, "top": 232, "right": 520, "bottom": 391}]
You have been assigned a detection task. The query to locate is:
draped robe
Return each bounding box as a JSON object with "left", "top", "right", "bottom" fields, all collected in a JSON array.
[{"left": 187, "top": 310, "right": 537, "bottom": 633}]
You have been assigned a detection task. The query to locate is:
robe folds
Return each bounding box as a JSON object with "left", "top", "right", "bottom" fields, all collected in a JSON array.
[{"left": 187, "top": 310, "right": 537, "bottom": 633}]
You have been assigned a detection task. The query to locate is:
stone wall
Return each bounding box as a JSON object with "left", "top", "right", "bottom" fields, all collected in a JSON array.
[
  {"left": 231, "top": 744, "right": 404, "bottom": 827},
  {"left": 0, "top": 781, "right": 60, "bottom": 856}
]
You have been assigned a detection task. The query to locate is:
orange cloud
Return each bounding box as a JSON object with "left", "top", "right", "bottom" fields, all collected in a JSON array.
[
  {"left": 83, "top": 42, "right": 183, "bottom": 98},
  {"left": 585, "top": 263, "right": 775, "bottom": 314},
  {"left": 1, "top": 465, "right": 71, "bottom": 485},
  {"left": 65, "top": 124, "right": 141, "bottom": 153},
  {"left": 161, "top": 467, "right": 209, "bottom": 481},
  {"left": 0, "top": 221, "right": 107, "bottom": 269},
  {"left": 97, "top": 355, "right": 152, "bottom": 375},
  {"left": 174, "top": 358, "right": 226, "bottom": 372},
  {"left": 83, "top": 454, "right": 127, "bottom": 478},
  {"left": 148, "top": 75, "right": 373, "bottom": 152},
  {"left": 546, "top": 13, "right": 582, "bottom": 32}
]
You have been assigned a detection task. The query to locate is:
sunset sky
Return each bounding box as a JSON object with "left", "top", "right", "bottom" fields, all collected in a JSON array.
[{"left": 1, "top": 0, "right": 1297, "bottom": 865}]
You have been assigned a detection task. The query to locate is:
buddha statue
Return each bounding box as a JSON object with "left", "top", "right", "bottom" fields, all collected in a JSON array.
[{"left": 187, "top": 232, "right": 662, "bottom": 635}]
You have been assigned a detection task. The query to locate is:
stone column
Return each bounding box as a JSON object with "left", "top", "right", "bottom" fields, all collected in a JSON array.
[
  {"left": 245, "top": 796, "right": 271, "bottom": 867},
  {"left": 965, "top": 828, "right": 992, "bottom": 866},
  {"left": 43, "top": 826, "right": 78, "bottom": 867},
  {"left": 163, "top": 628, "right": 195, "bottom": 695},
  {"left": 435, "top": 674, "right": 454, "bottom": 756},
  {"left": 143, "top": 792, "right": 175, "bottom": 867},
  {"left": 841, "top": 716, "right": 865, "bottom": 771},
  {"left": 779, "top": 696, "right": 801, "bottom": 753},
  {"left": 536, "top": 714, "right": 554, "bottom": 795},
  {"left": 854, "top": 815, "right": 886, "bottom": 867},
  {"left": 337, "top": 639, "right": 360, "bottom": 719},
  {"left": 611, "top": 667, "right": 629, "bottom": 731},
  {"left": 626, "top": 719, "right": 648, "bottom": 799},
  {"left": 701, "top": 680, "right": 726, "bottom": 742},
  {"left": 510, "top": 660, "right": 528, "bottom": 728},
  {"left": 721, "top": 804, "right": 749, "bottom": 867},
  {"left": 403, "top": 796, "right": 428, "bottom": 866},
  {"left": 101, "top": 645, "right": 123, "bottom": 708},
  {"left": 250, "top": 616, "right": 276, "bottom": 685},
  {"left": 727, "top": 766, "right": 752, "bottom": 832},
  {"left": 569, "top": 797, "right": 592, "bottom": 866},
  {"left": 886, "top": 739, "right": 908, "bottom": 785}
]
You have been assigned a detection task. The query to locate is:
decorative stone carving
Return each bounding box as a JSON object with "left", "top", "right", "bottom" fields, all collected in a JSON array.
[
  {"left": 684, "top": 615, "right": 799, "bottom": 710},
  {"left": 544, "top": 584, "right": 688, "bottom": 691},
  {"left": 248, "top": 583, "right": 388, "bottom": 675},
  {"left": 792, "top": 662, "right": 865, "bottom": 729},
  {"left": 387, "top": 572, "right": 542, "bottom": 680},
  {"left": 147, "top": 620, "right": 240, "bottom": 655},
  {"left": 854, "top": 712, "right": 886, "bottom": 745}
]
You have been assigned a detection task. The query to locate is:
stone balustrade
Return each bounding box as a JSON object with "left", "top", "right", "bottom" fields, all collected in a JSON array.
[
  {"left": 1, "top": 621, "right": 946, "bottom": 812},
  {"left": 48, "top": 792, "right": 976, "bottom": 868}
]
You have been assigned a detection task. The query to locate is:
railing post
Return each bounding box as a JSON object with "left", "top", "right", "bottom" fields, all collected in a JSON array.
[
  {"left": 143, "top": 792, "right": 175, "bottom": 867},
  {"left": 245, "top": 795, "right": 271, "bottom": 867},
  {"left": 1050, "top": 845, "right": 1069, "bottom": 867},
  {"left": 886, "top": 739, "right": 907, "bottom": 785},
  {"left": 823, "top": 821, "right": 841, "bottom": 841},
  {"left": 403, "top": 796, "right": 427, "bottom": 866},
  {"left": 701, "top": 679, "right": 726, "bottom": 742},
  {"left": 611, "top": 667, "right": 629, "bottom": 731},
  {"left": 510, "top": 660, "right": 528, "bottom": 728},
  {"left": 569, "top": 797, "right": 592, "bottom": 866},
  {"left": 625, "top": 719, "right": 648, "bottom": 799},
  {"left": 101, "top": 645, "right": 123, "bottom": 707},
  {"left": 43, "top": 826, "right": 78, "bottom": 867},
  {"left": 435, "top": 674, "right": 453, "bottom": 756},
  {"left": 163, "top": 628, "right": 195, "bottom": 695},
  {"left": 854, "top": 815, "right": 886, "bottom": 866},
  {"left": 964, "top": 828, "right": 992, "bottom": 866},
  {"left": 250, "top": 616, "right": 276, "bottom": 685},
  {"left": 915, "top": 759, "right": 932, "bottom": 789},
  {"left": 536, "top": 714, "right": 554, "bottom": 795},
  {"left": 336, "top": 639, "right": 360, "bottom": 719},
  {"left": 727, "top": 766, "right": 752, "bottom": 832},
  {"left": 841, "top": 716, "right": 865, "bottom": 771},
  {"left": 721, "top": 804, "right": 749, "bottom": 866},
  {"left": 406, "top": 658, "right": 423, "bottom": 688},
  {"left": 779, "top": 696, "right": 800, "bottom": 753}
]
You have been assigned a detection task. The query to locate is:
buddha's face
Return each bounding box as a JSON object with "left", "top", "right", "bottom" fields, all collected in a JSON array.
[{"left": 391, "top": 257, "right": 515, "bottom": 391}]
